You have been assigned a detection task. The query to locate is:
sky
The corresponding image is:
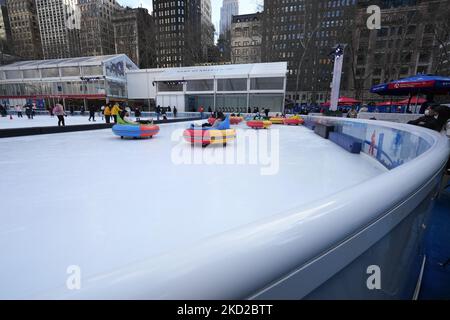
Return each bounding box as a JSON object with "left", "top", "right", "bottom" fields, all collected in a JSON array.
[{"left": 119, "top": 0, "right": 263, "bottom": 38}]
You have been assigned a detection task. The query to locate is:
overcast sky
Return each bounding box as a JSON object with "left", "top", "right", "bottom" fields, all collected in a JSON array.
[{"left": 119, "top": 0, "right": 263, "bottom": 38}]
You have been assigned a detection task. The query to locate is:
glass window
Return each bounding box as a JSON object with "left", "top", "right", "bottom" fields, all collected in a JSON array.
[
  {"left": 108, "top": 81, "right": 126, "bottom": 97},
  {"left": 5, "top": 70, "right": 22, "bottom": 79},
  {"left": 249, "top": 94, "right": 284, "bottom": 112},
  {"left": 60, "top": 67, "right": 80, "bottom": 77},
  {"left": 82, "top": 66, "right": 103, "bottom": 76},
  {"left": 217, "top": 78, "right": 247, "bottom": 91},
  {"left": 23, "top": 69, "right": 40, "bottom": 79},
  {"left": 250, "top": 77, "right": 285, "bottom": 90},
  {"left": 216, "top": 94, "right": 247, "bottom": 110},
  {"left": 186, "top": 95, "right": 214, "bottom": 112},
  {"left": 158, "top": 81, "right": 183, "bottom": 92},
  {"left": 186, "top": 80, "right": 214, "bottom": 92},
  {"left": 41, "top": 68, "right": 59, "bottom": 78}
]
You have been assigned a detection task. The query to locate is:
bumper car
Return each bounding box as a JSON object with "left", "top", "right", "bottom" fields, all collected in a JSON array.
[
  {"left": 269, "top": 117, "right": 285, "bottom": 124},
  {"left": 230, "top": 116, "right": 244, "bottom": 125},
  {"left": 247, "top": 120, "right": 272, "bottom": 129},
  {"left": 112, "top": 116, "right": 160, "bottom": 139},
  {"left": 184, "top": 117, "right": 236, "bottom": 147},
  {"left": 283, "top": 116, "right": 304, "bottom": 126}
]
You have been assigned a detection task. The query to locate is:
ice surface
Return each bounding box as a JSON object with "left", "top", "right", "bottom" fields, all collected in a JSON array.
[
  {"left": 0, "top": 122, "right": 386, "bottom": 298},
  {"left": 0, "top": 115, "right": 178, "bottom": 129}
]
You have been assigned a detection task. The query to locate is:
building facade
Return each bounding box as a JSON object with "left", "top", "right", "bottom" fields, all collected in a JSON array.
[
  {"left": 153, "top": 0, "right": 203, "bottom": 68},
  {"left": 220, "top": 0, "right": 239, "bottom": 37},
  {"left": 36, "top": 0, "right": 81, "bottom": 59},
  {"left": 346, "top": 0, "right": 450, "bottom": 102},
  {"left": 0, "top": 0, "right": 12, "bottom": 60},
  {"left": 0, "top": 0, "right": 11, "bottom": 43},
  {"left": 5, "top": 0, "right": 43, "bottom": 60},
  {"left": 78, "top": 0, "right": 122, "bottom": 57},
  {"left": 231, "top": 13, "right": 262, "bottom": 64},
  {"left": 113, "top": 7, "right": 156, "bottom": 69},
  {"left": 262, "top": 0, "right": 357, "bottom": 104},
  {"left": 127, "top": 62, "right": 287, "bottom": 113},
  {"left": 200, "top": 0, "right": 215, "bottom": 61}
]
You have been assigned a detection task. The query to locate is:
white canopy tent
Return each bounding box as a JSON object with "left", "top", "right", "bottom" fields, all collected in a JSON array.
[{"left": 127, "top": 62, "right": 288, "bottom": 113}]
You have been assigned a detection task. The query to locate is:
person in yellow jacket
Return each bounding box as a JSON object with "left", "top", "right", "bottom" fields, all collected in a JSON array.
[
  {"left": 111, "top": 103, "right": 122, "bottom": 124},
  {"left": 104, "top": 104, "right": 112, "bottom": 124}
]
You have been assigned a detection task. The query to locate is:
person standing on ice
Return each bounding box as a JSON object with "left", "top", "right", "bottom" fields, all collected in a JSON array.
[
  {"left": 88, "top": 105, "right": 97, "bottom": 122},
  {"left": 25, "top": 104, "right": 33, "bottom": 119},
  {"left": 15, "top": 105, "right": 23, "bottom": 118},
  {"left": 155, "top": 105, "right": 161, "bottom": 121},
  {"left": 111, "top": 103, "right": 122, "bottom": 124},
  {"left": 53, "top": 101, "right": 66, "bottom": 127},
  {"left": 134, "top": 106, "right": 141, "bottom": 121},
  {"left": 104, "top": 104, "right": 111, "bottom": 124}
]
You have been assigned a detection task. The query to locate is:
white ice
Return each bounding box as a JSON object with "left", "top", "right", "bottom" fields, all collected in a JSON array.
[
  {"left": 0, "top": 122, "right": 387, "bottom": 298},
  {"left": 0, "top": 115, "right": 178, "bottom": 129}
]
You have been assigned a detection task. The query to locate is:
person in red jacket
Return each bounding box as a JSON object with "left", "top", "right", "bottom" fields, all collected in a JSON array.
[{"left": 199, "top": 106, "right": 205, "bottom": 119}]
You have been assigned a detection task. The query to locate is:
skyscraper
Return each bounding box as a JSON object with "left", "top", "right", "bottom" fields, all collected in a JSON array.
[
  {"left": 200, "top": 0, "right": 215, "bottom": 61},
  {"left": 262, "top": 0, "right": 356, "bottom": 104},
  {"left": 78, "top": 0, "right": 122, "bottom": 57},
  {"left": 231, "top": 13, "right": 262, "bottom": 64},
  {"left": 113, "top": 7, "right": 156, "bottom": 69},
  {"left": 220, "top": 0, "right": 239, "bottom": 37},
  {"left": 36, "top": 0, "right": 81, "bottom": 59},
  {"left": 153, "top": 0, "right": 203, "bottom": 68},
  {"left": 0, "top": 0, "right": 11, "bottom": 45},
  {"left": 348, "top": 0, "right": 450, "bottom": 102},
  {"left": 6, "top": 0, "right": 43, "bottom": 60}
]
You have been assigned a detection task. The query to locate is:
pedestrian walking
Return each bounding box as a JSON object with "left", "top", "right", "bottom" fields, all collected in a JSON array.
[
  {"left": 88, "top": 105, "right": 97, "bottom": 122},
  {"left": 15, "top": 105, "right": 23, "bottom": 118},
  {"left": 53, "top": 101, "right": 66, "bottom": 127}
]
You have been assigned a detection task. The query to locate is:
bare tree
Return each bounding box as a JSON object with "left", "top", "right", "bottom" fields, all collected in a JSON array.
[
  {"left": 293, "top": 2, "right": 322, "bottom": 103},
  {"left": 432, "top": 6, "right": 450, "bottom": 75},
  {"left": 383, "top": 8, "right": 418, "bottom": 82}
]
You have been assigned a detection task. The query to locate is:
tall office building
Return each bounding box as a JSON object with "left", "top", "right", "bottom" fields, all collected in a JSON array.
[
  {"left": 113, "top": 7, "right": 157, "bottom": 69},
  {"left": 220, "top": 0, "right": 239, "bottom": 37},
  {"left": 263, "top": 0, "right": 357, "bottom": 104},
  {"left": 200, "top": 0, "right": 215, "bottom": 61},
  {"left": 231, "top": 13, "right": 262, "bottom": 64},
  {"left": 348, "top": 0, "right": 450, "bottom": 102},
  {"left": 36, "top": 0, "right": 81, "bottom": 59},
  {"left": 153, "top": 0, "right": 203, "bottom": 68},
  {"left": 78, "top": 0, "right": 122, "bottom": 57},
  {"left": 6, "top": 0, "right": 43, "bottom": 60},
  {"left": 0, "top": 0, "right": 11, "bottom": 46}
]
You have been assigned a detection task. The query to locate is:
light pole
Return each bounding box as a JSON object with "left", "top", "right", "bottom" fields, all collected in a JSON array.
[{"left": 330, "top": 44, "right": 345, "bottom": 112}]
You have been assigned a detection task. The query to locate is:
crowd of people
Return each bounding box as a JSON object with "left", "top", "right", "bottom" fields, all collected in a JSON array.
[
  {"left": 1, "top": 103, "right": 37, "bottom": 119},
  {"left": 2, "top": 101, "right": 449, "bottom": 135}
]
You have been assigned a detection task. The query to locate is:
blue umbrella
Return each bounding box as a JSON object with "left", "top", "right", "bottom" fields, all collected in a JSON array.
[{"left": 371, "top": 74, "right": 450, "bottom": 96}]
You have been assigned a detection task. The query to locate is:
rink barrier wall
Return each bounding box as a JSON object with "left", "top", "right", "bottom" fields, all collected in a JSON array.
[
  {"left": 0, "top": 117, "right": 201, "bottom": 138},
  {"left": 38, "top": 116, "right": 449, "bottom": 300}
]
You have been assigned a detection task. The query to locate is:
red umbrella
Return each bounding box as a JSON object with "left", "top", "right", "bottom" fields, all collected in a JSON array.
[
  {"left": 375, "top": 101, "right": 400, "bottom": 106},
  {"left": 321, "top": 97, "right": 360, "bottom": 107},
  {"left": 397, "top": 97, "right": 427, "bottom": 105}
]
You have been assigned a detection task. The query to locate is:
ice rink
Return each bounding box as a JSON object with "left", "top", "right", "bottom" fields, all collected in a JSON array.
[
  {"left": 0, "top": 114, "right": 179, "bottom": 129},
  {"left": 0, "top": 122, "right": 387, "bottom": 298}
]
